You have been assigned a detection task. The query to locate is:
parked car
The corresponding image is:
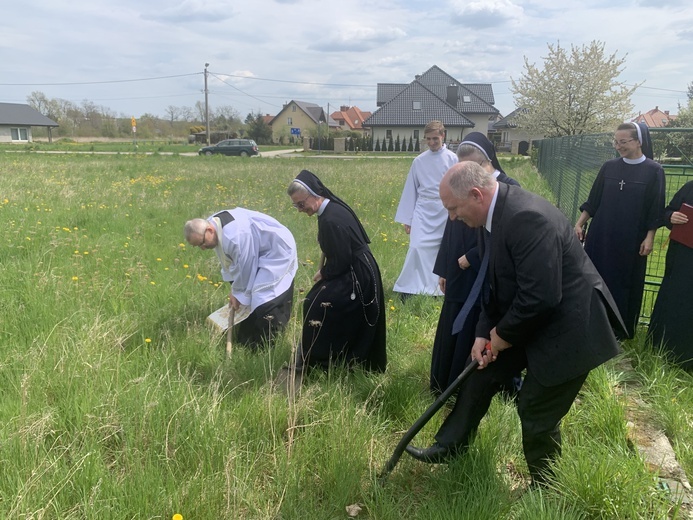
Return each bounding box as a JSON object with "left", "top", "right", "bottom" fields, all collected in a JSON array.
[{"left": 198, "top": 139, "right": 259, "bottom": 157}]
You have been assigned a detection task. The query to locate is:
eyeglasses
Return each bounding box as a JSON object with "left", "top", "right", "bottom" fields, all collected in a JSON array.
[
  {"left": 612, "top": 138, "right": 636, "bottom": 147},
  {"left": 292, "top": 196, "right": 311, "bottom": 210},
  {"left": 199, "top": 228, "right": 210, "bottom": 248}
]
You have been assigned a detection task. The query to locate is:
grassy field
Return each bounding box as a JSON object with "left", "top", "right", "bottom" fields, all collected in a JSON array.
[{"left": 1, "top": 152, "right": 691, "bottom": 519}]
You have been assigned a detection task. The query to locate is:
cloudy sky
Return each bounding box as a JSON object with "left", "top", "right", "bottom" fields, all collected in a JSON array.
[{"left": 1, "top": 0, "right": 691, "bottom": 121}]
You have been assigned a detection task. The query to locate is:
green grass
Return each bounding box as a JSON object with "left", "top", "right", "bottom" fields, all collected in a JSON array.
[{"left": 1, "top": 153, "right": 691, "bottom": 518}]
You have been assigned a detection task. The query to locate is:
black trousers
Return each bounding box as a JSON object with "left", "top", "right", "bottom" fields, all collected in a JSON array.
[
  {"left": 235, "top": 281, "right": 294, "bottom": 349},
  {"left": 435, "top": 344, "right": 588, "bottom": 482}
]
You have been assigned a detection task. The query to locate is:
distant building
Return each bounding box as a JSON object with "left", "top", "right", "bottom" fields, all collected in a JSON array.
[
  {"left": 268, "top": 100, "right": 337, "bottom": 144},
  {"left": 492, "top": 107, "right": 544, "bottom": 155},
  {"left": 0, "top": 102, "right": 59, "bottom": 143},
  {"left": 330, "top": 106, "right": 372, "bottom": 135},
  {"left": 631, "top": 106, "right": 676, "bottom": 128},
  {"left": 363, "top": 65, "right": 499, "bottom": 150}
]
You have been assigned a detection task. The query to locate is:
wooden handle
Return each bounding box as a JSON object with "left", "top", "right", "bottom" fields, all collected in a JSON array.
[{"left": 226, "top": 306, "right": 235, "bottom": 356}]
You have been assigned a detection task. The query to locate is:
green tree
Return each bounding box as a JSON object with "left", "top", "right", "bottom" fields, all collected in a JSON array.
[
  {"left": 511, "top": 41, "right": 638, "bottom": 137},
  {"left": 245, "top": 112, "right": 273, "bottom": 144}
]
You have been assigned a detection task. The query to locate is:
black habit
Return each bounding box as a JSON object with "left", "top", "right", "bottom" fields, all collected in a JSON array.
[
  {"left": 581, "top": 157, "right": 665, "bottom": 338},
  {"left": 648, "top": 180, "right": 693, "bottom": 369},
  {"left": 296, "top": 171, "right": 387, "bottom": 372}
]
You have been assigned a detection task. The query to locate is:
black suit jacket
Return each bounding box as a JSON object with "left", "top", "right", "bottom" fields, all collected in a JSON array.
[{"left": 477, "top": 183, "right": 624, "bottom": 386}]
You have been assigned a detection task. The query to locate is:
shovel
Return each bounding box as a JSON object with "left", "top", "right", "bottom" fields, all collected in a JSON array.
[{"left": 378, "top": 358, "right": 480, "bottom": 482}]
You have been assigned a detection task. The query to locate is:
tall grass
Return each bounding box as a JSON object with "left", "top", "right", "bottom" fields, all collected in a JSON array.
[{"left": 1, "top": 153, "right": 691, "bottom": 518}]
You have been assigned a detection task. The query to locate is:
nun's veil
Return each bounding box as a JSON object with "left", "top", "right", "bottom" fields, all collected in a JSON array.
[
  {"left": 459, "top": 132, "right": 506, "bottom": 174},
  {"left": 631, "top": 122, "right": 654, "bottom": 160},
  {"left": 292, "top": 169, "right": 370, "bottom": 243}
]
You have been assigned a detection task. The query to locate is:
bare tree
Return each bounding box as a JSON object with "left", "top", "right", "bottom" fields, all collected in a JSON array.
[
  {"left": 165, "top": 105, "right": 182, "bottom": 127},
  {"left": 511, "top": 41, "right": 639, "bottom": 137}
]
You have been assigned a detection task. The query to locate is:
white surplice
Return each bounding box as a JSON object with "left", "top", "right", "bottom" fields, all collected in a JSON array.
[
  {"left": 210, "top": 208, "right": 298, "bottom": 312},
  {"left": 394, "top": 145, "right": 458, "bottom": 295}
]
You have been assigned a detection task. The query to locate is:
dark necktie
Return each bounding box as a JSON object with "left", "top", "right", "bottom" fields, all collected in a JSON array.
[{"left": 452, "top": 229, "right": 490, "bottom": 335}]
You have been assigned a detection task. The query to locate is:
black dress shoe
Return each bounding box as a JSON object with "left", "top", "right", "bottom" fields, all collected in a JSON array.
[{"left": 405, "top": 443, "right": 451, "bottom": 464}]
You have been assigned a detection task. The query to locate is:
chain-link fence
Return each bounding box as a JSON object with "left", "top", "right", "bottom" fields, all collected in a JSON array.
[{"left": 534, "top": 128, "right": 693, "bottom": 324}]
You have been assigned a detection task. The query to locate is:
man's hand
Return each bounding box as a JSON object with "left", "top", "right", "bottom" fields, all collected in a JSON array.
[
  {"left": 490, "top": 327, "right": 511, "bottom": 353},
  {"left": 404, "top": 224, "right": 411, "bottom": 234},
  {"left": 228, "top": 293, "right": 240, "bottom": 311},
  {"left": 313, "top": 270, "right": 323, "bottom": 282},
  {"left": 471, "top": 337, "right": 494, "bottom": 369},
  {"left": 438, "top": 277, "right": 446, "bottom": 294}
]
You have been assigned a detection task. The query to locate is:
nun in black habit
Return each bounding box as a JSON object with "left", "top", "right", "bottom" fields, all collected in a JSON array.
[
  {"left": 575, "top": 122, "right": 666, "bottom": 339},
  {"left": 430, "top": 132, "right": 520, "bottom": 394},
  {"left": 287, "top": 170, "right": 387, "bottom": 373},
  {"left": 648, "top": 180, "right": 693, "bottom": 369}
]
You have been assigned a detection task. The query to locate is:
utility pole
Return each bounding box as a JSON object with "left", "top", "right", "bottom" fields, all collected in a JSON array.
[{"left": 204, "top": 63, "right": 210, "bottom": 146}]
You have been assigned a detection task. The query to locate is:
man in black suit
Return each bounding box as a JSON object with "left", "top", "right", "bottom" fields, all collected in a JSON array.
[{"left": 406, "top": 161, "right": 624, "bottom": 484}]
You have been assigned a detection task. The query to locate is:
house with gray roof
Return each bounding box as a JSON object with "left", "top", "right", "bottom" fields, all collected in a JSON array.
[
  {"left": 268, "top": 100, "right": 338, "bottom": 144},
  {"left": 0, "top": 102, "right": 59, "bottom": 143},
  {"left": 492, "top": 107, "right": 544, "bottom": 155},
  {"left": 365, "top": 65, "right": 499, "bottom": 149}
]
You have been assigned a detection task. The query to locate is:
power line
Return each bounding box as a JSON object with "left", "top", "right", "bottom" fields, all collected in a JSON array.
[{"left": 0, "top": 72, "right": 201, "bottom": 87}]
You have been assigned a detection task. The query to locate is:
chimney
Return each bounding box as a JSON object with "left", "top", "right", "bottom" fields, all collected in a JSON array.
[
  {"left": 415, "top": 75, "right": 421, "bottom": 80},
  {"left": 446, "top": 84, "right": 458, "bottom": 106},
  {"left": 340, "top": 105, "right": 349, "bottom": 112},
  {"left": 665, "top": 110, "right": 670, "bottom": 116}
]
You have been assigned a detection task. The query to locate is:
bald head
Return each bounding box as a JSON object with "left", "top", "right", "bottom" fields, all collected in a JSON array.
[
  {"left": 184, "top": 218, "right": 218, "bottom": 249},
  {"left": 439, "top": 161, "right": 497, "bottom": 227}
]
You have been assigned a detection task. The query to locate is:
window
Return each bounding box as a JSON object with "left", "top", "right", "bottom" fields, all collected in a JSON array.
[
  {"left": 463, "top": 95, "right": 471, "bottom": 103},
  {"left": 414, "top": 130, "right": 419, "bottom": 140},
  {"left": 386, "top": 130, "right": 392, "bottom": 140},
  {"left": 11, "top": 128, "right": 28, "bottom": 141},
  {"left": 292, "top": 105, "right": 297, "bottom": 112},
  {"left": 413, "top": 101, "right": 421, "bottom": 110},
  {"left": 287, "top": 117, "right": 293, "bottom": 125}
]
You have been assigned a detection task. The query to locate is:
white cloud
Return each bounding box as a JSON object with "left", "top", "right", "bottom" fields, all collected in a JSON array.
[{"left": 449, "top": 0, "right": 524, "bottom": 28}]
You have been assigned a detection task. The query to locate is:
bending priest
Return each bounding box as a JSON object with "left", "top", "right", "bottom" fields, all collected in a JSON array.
[{"left": 184, "top": 208, "right": 298, "bottom": 348}]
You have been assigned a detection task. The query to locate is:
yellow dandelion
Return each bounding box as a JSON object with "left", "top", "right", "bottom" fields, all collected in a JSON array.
[
  {"left": 183, "top": 264, "right": 189, "bottom": 269},
  {"left": 156, "top": 258, "right": 162, "bottom": 261},
  {"left": 83, "top": 251, "right": 89, "bottom": 255},
  {"left": 150, "top": 281, "right": 156, "bottom": 285},
  {"left": 390, "top": 306, "right": 395, "bottom": 311},
  {"left": 74, "top": 250, "right": 80, "bottom": 254},
  {"left": 26, "top": 237, "right": 31, "bottom": 241},
  {"left": 145, "top": 338, "right": 152, "bottom": 343},
  {"left": 173, "top": 515, "right": 183, "bottom": 520},
  {"left": 186, "top": 275, "right": 191, "bottom": 279},
  {"left": 178, "top": 243, "right": 186, "bottom": 248},
  {"left": 72, "top": 276, "right": 79, "bottom": 281}
]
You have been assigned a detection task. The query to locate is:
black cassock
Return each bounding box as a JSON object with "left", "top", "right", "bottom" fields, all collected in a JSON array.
[
  {"left": 300, "top": 201, "right": 387, "bottom": 372},
  {"left": 648, "top": 180, "right": 693, "bottom": 369},
  {"left": 581, "top": 157, "right": 665, "bottom": 338},
  {"left": 430, "top": 219, "right": 481, "bottom": 393}
]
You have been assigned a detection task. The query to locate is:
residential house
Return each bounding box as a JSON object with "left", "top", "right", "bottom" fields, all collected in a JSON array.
[
  {"left": 268, "top": 100, "right": 337, "bottom": 144},
  {"left": 330, "top": 106, "right": 372, "bottom": 135},
  {"left": 631, "top": 106, "right": 676, "bottom": 128},
  {"left": 363, "top": 65, "right": 499, "bottom": 150},
  {"left": 0, "top": 102, "right": 59, "bottom": 143},
  {"left": 492, "top": 107, "right": 544, "bottom": 155}
]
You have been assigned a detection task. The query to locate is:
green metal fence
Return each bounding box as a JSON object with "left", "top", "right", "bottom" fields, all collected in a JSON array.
[{"left": 534, "top": 128, "right": 693, "bottom": 324}]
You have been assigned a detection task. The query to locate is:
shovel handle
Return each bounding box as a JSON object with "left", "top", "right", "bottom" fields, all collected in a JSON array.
[{"left": 226, "top": 306, "right": 235, "bottom": 356}]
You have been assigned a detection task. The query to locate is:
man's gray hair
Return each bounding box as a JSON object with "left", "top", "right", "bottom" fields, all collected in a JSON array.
[
  {"left": 447, "top": 161, "right": 495, "bottom": 198},
  {"left": 287, "top": 180, "right": 309, "bottom": 197},
  {"left": 183, "top": 218, "right": 208, "bottom": 242}
]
